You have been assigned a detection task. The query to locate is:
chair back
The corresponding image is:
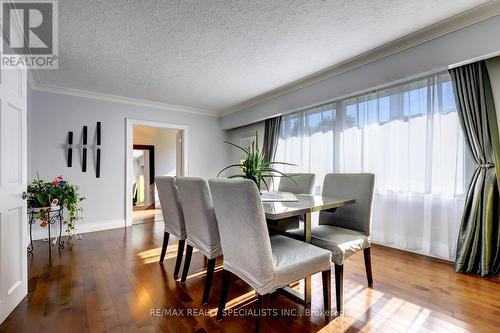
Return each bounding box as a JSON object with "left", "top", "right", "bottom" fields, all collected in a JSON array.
[
  {"left": 176, "top": 177, "right": 221, "bottom": 259},
  {"left": 278, "top": 173, "right": 315, "bottom": 194},
  {"left": 155, "top": 176, "right": 186, "bottom": 239},
  {"left": 209, "top": 179, "right": 274, "bottom": 291},
  {"left": 319, "top": 173, "right": 374, "bottom": 235}
]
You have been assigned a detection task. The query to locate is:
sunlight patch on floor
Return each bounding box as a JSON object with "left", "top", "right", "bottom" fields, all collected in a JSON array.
[
  {"left": 314, "top": 285, "right": 439, "bottom": 333},
  {"left": 137, "top": 245, "right": 199, "bottom": 264},
  {"left": 183, "top": 266, "right": 223, "bottom": 282},
  {"left": 208, "top": 290, "right": 257, "bottom": 317}
]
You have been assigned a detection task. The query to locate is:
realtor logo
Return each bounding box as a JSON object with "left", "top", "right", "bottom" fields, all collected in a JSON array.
[{"left": 1, "top": 0, "right": 58, "bottom": 68}]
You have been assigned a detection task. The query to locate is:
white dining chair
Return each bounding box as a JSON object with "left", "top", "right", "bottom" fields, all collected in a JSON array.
[
  {"left": 176, "top": 177, "right": 222, "bottom": 304},
  {"left": 155, "top": 176, "right": 186, "bottom": 279},
  {"left": 288, "top": 173, "right": 375, "bottom": 315},
  {"left": 209, "top": 178, "right": 332, "bottom": 332},
  {"left": 271, "top": 173, "right": 316, "bottom": 233},
  {"left": 277, "top": 173, "right": 315, "bottom": 194}
]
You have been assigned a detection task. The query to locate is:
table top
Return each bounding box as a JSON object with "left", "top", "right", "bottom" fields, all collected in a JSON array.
[
  {"left": 263, "top": 194, "right": 356, "bottom": 220},
  {"left": 260, "top": 190, "right": 298, "bottom": 202}
]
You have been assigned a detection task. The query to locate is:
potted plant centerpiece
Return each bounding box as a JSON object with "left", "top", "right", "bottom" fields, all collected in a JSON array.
[
  {"left": 27, "top": 175, "right": 85, "bottom": 234},
  {"left": 218, "top": 130, "right": 296, "bottom": 190}
]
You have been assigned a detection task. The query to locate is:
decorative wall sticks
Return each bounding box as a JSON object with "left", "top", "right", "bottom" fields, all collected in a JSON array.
[
  {"left": 82, "top": 125, "right": 88, "bottom": 172},
  {"left": 96, "top": 122, "right": 101, "bottom": 178},
  {"left": 67, "top": 123, "right": 102, "bottom": 177},
  {"left": 67, "top": 131, "right": 73, "bottom": 167}
]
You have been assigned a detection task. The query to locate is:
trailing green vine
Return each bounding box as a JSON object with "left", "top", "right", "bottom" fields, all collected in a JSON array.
[{"left": 27, "top": 174, "right": 85, "bottom": 234}]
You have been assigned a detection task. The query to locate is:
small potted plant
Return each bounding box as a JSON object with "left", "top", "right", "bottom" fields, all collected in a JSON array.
[
  {"left": 27, "top": 175, "right": 85, "bottom": 234},
  {"left": 218, "top": 130, "right": 296, "bottom": 190}
]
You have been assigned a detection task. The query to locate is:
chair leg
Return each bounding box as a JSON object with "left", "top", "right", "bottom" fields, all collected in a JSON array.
[
  {"left": 216, "top": 269, "right": 231, "bottom": 321},
  {"left": 363, "top": 247, "right": 373, "bottom": 287},
  {"left": 322, "top": 269, "right": 332, "bottom": 323},
  {"left": 202, "top": 258, "right": 216, "bottom": 304},
  {"left": 255, "top": 293, "right": 271, "bottom": 333},
  {"left": 334, "top": 264, "right": 344, "bottom": 316},
  {"left": 181, "top": 245, "right": 193, "bottom": 284},
  {"left": 173, "top": 240, "right": 185, "bottom": 278},
  {"left": 159, "top": 232, "right": 170, "bottom": 263}
]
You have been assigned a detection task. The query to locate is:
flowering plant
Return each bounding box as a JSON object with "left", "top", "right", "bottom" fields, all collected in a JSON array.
[{"left": 27, "top": 175, "right": 85, "bottom": 234}]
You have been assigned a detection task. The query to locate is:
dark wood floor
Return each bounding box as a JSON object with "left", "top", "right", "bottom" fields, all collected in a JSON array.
[{"left": 1, "top": 221, "right": 498, "bottom": 333}]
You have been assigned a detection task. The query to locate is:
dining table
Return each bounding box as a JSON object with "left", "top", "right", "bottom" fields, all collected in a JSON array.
[{"left": 262, "top": 192, "right": 356, "bottom": 305}]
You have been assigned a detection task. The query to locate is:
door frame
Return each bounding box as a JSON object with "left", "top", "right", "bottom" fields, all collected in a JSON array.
[
  {"left": 125, "top": 119, "right": 188, "bottom": 227},
  {"left": 132, "top": 144, "right": 155, "bottom": 208}
]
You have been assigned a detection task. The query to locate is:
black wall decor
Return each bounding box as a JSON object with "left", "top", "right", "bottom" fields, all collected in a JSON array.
[
  {"left": 96, "top": 122, "right": 101, "bottom": 178},
  {"left": 67, "top": 131, "right": 73, "bottom": 167},
  {"left": 82, "top": 125, "right": 88, "bottom": 172}
]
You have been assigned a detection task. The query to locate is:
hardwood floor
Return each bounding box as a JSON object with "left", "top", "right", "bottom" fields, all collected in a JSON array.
[
  {"left": 1, "top": 221, "right": 498, "bottom": 333},
  {"left": 133, "top": 209, "right": 163, "bottom": 225}
]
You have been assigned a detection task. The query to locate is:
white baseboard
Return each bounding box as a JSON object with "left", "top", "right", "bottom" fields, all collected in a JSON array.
[{"left": 30, "top": 219, "right": 125, "bottom": 241}]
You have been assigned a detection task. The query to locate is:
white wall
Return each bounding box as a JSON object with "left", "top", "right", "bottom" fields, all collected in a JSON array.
[
  {"left": 29, "top": 90, "right": 228, "bottom": 238},
  {"left": 221, "top": 14, "right": 500, "bottom": 129}
]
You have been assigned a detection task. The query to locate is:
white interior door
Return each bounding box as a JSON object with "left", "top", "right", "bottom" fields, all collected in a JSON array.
[{"left": 0, "top": 66, "right": 28, "bottom": 324}]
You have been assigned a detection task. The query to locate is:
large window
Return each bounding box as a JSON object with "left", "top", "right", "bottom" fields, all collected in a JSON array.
[{"left": 275, "top": 73, "right": 471, "bottom": 260}]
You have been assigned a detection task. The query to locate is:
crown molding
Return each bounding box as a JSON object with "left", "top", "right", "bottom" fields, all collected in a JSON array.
[
  {"left": 29, "top": 80, "right": 218, "bottom": 117},
  {"left": 220, "top": 0, "right": 500, "bottom": 117}
]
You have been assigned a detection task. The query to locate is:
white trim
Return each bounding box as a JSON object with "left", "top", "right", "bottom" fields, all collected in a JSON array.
[
  {"left": 29, "top": 82, "right": 217, "bottom": 117},
  {"left": 31, "top": 219, "right": 125, "bottom": 241},
  {"left": 220, "top": 1, "right": 500, "bottom": 116},
  {"left": 125, "top": 119, "right": 188, "bottom": 227}
]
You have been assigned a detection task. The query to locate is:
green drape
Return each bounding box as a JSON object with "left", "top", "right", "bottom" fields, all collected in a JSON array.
[
  {"left": 449, "top": 61, "right": 500, "bottom": 276},
  {"left": 262, "top": 116, "right": 282, "bottom": 163}
]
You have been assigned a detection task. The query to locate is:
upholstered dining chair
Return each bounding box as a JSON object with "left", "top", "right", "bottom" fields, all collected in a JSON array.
[
  {"left": 176, "top": 177, "right": 222, "bottom": 304},
  {"left": 271, "top": 173, "right": 316, "bottom": 233},
  {"left": 288, "top": 173, "right": 375, "bottom": 315},
  {"left": 277, "top": 173, "right": 315, "bottom": 194},
  {"left": 209, "top": 178, "right": 332, "bottom": 332},
  {"left": 155, "top": 176, "right": 187, "bottom": 279}
]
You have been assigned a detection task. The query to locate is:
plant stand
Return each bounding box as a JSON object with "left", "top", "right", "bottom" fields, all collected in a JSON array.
[{"left": 27, "top": 206, "right": 65, "bottom": 256}]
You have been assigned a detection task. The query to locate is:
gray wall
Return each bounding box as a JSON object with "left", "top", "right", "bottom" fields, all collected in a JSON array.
[
  {"left": 221, "top": 14, "right": 500, "bottom": 130},
  {"left": 225, "top": 121, "right": 265, "bottom": 165},
  {"left": 29, "top": 90, "right": 228, "bottom": 237},
  {"left": 486, "top": 56, "right": 500, "bottom": 137}
]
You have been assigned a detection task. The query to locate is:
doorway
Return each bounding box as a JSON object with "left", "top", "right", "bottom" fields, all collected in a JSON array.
[
  {"left": 132, "top": 144, "right": 156, "bottom": 223},
  {"left": 126, "top": 119, "right": 187, "bottom": 227}
]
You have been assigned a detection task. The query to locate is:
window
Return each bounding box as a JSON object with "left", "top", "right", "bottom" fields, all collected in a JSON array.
[{"left": 276, "top": 72, "right": 471, "bottom": 260}]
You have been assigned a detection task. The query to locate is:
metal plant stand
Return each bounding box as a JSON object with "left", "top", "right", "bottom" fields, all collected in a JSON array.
[{"left": 27, "top": 206, "right": 65, "bottom": 256}]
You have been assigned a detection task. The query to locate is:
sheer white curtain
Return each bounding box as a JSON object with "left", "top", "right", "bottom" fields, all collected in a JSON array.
[{"left": 275, "top": 73, "right": 472, "bottom": 260}]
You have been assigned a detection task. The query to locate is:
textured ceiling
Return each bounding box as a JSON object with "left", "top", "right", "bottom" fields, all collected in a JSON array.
[{"left": 37, "top": 0, "right": 490, "bottom": 115}]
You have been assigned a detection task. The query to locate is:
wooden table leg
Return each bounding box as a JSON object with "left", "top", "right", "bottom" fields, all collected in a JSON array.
[{"left": 303, "top": 212, "right": 312, "bottom": 304}]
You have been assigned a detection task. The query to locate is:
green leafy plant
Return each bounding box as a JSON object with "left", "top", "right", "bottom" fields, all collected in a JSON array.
[
  {"left": 218, "top": 130, "right": 296, "bottom": 190},
  {"left": 27, "top": 174, "right": 85, "bottom": 234}
]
